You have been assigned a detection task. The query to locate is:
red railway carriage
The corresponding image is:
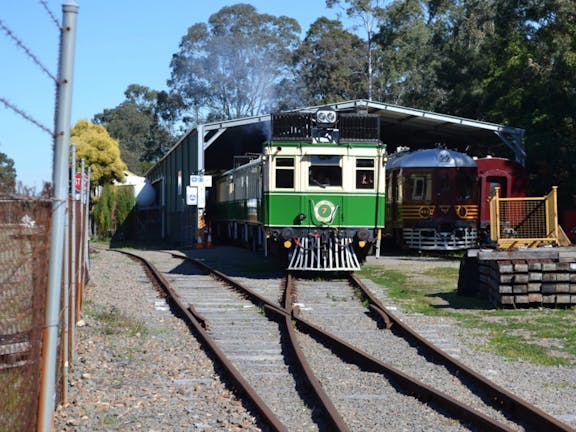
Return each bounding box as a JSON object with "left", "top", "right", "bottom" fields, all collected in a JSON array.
[{"left": 475, "top": 156, "right": 529, "bottom": 231}]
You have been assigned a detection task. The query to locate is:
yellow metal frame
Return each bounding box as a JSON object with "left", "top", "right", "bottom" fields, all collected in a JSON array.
[{"left": 489, "top": 186, "right": 571, "bottom": 248}]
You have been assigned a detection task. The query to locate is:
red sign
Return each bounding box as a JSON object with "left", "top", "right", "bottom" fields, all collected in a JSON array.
[
  {"left": 74, "top": 173, "right": 88, "bottom": 192},
  {"left": 74, "top": 172, "right": 82, "bottom": 192}
]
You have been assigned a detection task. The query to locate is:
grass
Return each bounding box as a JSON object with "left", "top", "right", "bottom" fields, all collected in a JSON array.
[
  {"left": 84, "top": 305, "right": 148, "bottom": 337},
  {"left": 358, "top": 263, "right": 576, "bottom": 366}
]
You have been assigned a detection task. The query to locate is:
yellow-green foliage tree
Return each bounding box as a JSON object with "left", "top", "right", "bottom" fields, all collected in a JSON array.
[{"left": 71, "top": 119, "right": 127, "bottom": 186}]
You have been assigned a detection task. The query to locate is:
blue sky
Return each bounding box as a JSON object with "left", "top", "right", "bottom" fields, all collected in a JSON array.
[{"left": 0, "top": 0, "right": 344, "bottom": 190}]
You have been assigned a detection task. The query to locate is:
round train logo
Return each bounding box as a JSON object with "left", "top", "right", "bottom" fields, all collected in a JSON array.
[
  {"left": 419, "top": 206, "right": 432, "bottom": 218},
  {"left": 314, "top": 200, "right": 336, "bottom": 223}
]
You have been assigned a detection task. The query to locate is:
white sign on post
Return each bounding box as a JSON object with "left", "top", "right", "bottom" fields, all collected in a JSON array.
[
  {"left": 190, "top": 175, "right": 212, "bottom": 187},
  {"left": 186, "top": 186, "right": 198, "bottom": 206},
  {"left": 188, "top": 175, "right": 211, "bottom": 207}
]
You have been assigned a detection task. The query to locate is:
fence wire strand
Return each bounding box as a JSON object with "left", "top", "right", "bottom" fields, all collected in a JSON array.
[
  {"left": 39, "top": 0, "right": 61, "bottom": 29},
  {"left": 0, "top": 97, "right": 54, "bottom": 137},
  {"left": 0, "top": 18, "right": 57, "bottom": 82}
]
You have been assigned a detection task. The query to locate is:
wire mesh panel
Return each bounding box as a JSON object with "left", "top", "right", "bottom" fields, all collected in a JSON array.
[
  {"left": 498, "top": 199, "right": 547, "bottom": 239},
  {"left": 491, "top": 187, "right": 567, "bottom": 248},
  {"left": 0, "top": 199, "right": 50, "bottom": 432}
]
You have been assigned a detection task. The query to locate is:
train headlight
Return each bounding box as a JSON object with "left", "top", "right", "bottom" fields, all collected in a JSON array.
[
  {"left": 358, "top": 240, "right": 367, "bottom": 248},
  {"left": 356, "top": 230, "right": 370, "bottom": 241},
  {"left": 316, "top": 109, "right": 337, "bottom": 126},
  {"left": 283, "top": 240, "right": 292, "bottom": 249},
  {"left": 281, "top": 227, "right": 294, "bottom": 240}
]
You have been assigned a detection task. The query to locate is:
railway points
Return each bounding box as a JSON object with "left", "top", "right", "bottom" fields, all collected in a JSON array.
[{"left": 54, "top": 245, "right": 575, "bottom": 431}]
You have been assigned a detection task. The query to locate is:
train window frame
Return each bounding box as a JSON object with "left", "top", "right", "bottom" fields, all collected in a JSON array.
[
  {"left": 274, "top": 157, "right": 294, "bottom": 189},
  {"left": 456, "top": 170, "right": 475, "bottom": 201},
  {"left": 355, "top": 158, "right": 375, "bottom": 190},
  {"left": 488, "top": 177, "right": 507, "bottom": 198},
  {"left": 410, "top": 173, "right": 432, "bottom": 201},
  {"left": 308, "top": 155, "right": 342, "bottom": 188}
]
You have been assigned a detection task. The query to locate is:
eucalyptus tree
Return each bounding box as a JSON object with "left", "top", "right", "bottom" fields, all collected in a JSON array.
[
  {"left": 326, "top": 0, "right": 388, "bottom": 100},
  {"left": 488, "top": 0, "right": 576, "bottom": 205},
  {"left": 169, "top": 4, "right": 301, "bottom": 122},
  {"left": 430, "top": 0, "right": 499, "bottom": 119},
  {"left": 94, "top": 102, "right": 149, "bottom": 174},
  {"left": 94, "top": 84, "right": 182, "bottom": 175},
  {"left": 373, "top": 0, "right": 446, "bottom": 108},
  {"left": 433, "top": 0, "right": 576, "bottom": 207},
  {"left": 295, "top": 17, "right": 367, "bottom": 105}
]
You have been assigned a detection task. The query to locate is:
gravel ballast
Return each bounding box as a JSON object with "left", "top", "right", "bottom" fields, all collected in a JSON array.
[
  {"left": 54, "top": 246, "right": 576, "bottom": 431},
  {"left": 54, "top": 247, "right": 259, "bottom": 431}
]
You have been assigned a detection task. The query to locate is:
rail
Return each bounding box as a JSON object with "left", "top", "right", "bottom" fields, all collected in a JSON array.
[
  {"left": 348, "top": 273, "right": 574, "bottom": 432},
  {"left": 489, "top": 186, "right": 571, "bottom": 248},
  {"left": 116, "top": 249, "right": 573, "bottom": 431}
]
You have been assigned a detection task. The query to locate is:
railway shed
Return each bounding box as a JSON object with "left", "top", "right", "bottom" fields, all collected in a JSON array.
[{"left": 144, "top": 99, "right": 525, "bottom": 246}]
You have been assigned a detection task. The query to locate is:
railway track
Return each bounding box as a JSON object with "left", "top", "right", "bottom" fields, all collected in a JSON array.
[
  {"left": 290, "top": 273, "right": 573, "bottom": 432},
  {"left": 116, "top": 249, "right": 574, "bottom": 432},
  {"left": 120, "top": 249, "right": 341, "bottom": 432}
]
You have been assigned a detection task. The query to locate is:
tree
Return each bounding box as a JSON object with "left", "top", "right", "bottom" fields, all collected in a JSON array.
[
  {"left": 430, "top": 0, "right": 576, "bottom": 209},
  {"left": 0, "top": 151, "right": 16, "bottom": 194},
  {"left": 496, "top": 0, "right": 576, "bottom": 207},
  {"left": 94, "top": 102, "right": 149, "bottom": 174},
  {"left": 372, "top": 0, "right": 446, "bottom": 108},
  {"left": 326, "top": 0, "right": 387, "bottom": 100},
  {"left": 168, "top": 4, "right": 301, "bottom": 122},
  {"left": 431, "top": 0, "right": 499, "bottom": 119},
  {"left": 94, "top": 84, "right": 182, "bottom": 174},
  {"left": 91, "top": 184, "right": 135, "bottom": 239},
  {"left": 295, "top": 18, "right": 367, "bottom": 105},
  {"left": 70, "top": 120, "right": 126, "bottom": 187}
]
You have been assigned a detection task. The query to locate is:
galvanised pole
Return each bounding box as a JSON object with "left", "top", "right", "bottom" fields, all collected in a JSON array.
[
  {"left": 83, "top": 166, "right": 91, "bottom": 277},
  {"left": 39, "top": 3, "right": 78, "bottom": 431}
]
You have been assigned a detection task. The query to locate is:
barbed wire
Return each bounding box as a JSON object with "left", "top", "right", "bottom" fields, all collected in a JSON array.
[
  {"left": 0, "top": 18, "right": 57, "bottom": 82},
  {"left": 0, "top": 97, "right": 54, "bottom": 137},
  {"left": 39, "top": 0, "right": 61, "bottom": 29}
]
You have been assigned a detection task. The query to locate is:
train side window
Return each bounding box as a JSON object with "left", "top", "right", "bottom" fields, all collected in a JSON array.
[
  {"left": 275, "top": 157, "right": 294, "bottom": 188},
  {"left": 488, "top": 177, "right": 507, "bottom": 198},
  {"left": 356, "top": 158, "right": 374, "bottom": 189},
  {"left": 309, "top": 155, "right": 342, "bottom": 187},
  {"left": 410, "top": 174, "right": 432, "bottom": 200},
  {"left": 456, "top": 172, "right": 475, "bottom": 200}
]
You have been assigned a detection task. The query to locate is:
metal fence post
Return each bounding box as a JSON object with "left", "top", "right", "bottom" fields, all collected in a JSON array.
[{"left": 38, "top": 3, "right": 78, "bottom": 431}]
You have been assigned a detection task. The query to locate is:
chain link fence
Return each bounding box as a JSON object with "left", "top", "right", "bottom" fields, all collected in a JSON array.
[
  {"left": 0, "top": 196, "right": 90, "bottom": 431},
  {"left": 0, "top": 198, "right": 51, "bottom": 432}
]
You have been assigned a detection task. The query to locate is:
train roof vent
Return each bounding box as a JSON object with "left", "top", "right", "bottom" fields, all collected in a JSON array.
[
  {"left": 271, "top": 113, "right": 312, "bottom": 141},
  {"left": 338, "top": 114, "right": 381, "bottom": 142}
]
